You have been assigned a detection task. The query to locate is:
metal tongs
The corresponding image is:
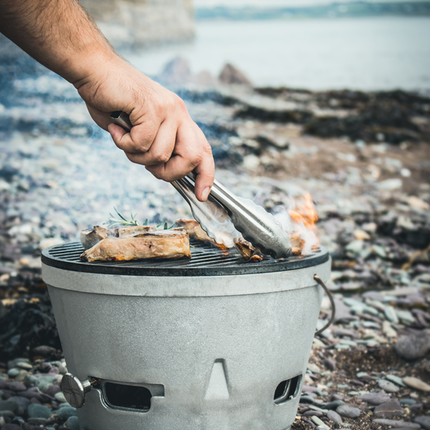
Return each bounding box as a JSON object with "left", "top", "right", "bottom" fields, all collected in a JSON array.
[{"left": 110, "top": 112, "right": 291, "bottom": 259}]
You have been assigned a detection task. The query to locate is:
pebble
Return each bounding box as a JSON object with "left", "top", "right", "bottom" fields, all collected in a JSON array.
[
  {"left": 54, "top": 391, "right": 68, "bottom": 403},
  {"left": 323, "top": 358, "right": 336, "bottom": 371},
  {"left": 7, "top": 369, "right": 20, "bottom": 378},
  {"left": 66, "top": 415, "right": 80, "bottom": 430},
  {"left": 403, "top": 376, "right": 430, "bottom": 392},
  {"left": 327, "top": 409, "right": 343, "bottom": 424},
  {"left": 56, "top": 406, "right": 77, "bottom": 420},
  {"left": 386, "top": 375, "right": 406, "bottom": 387},
  {"left": 322, "top": 400, "right": 344, "bottom": 410},
  {"left": 358, "top": 392, "right": 391, "bottom": 405},
  {"left": 311, "top": 415, "right": 329, "bottom": 429},
  {"left": 7, "top": 381, "right": 26, "bottom": 392},
  {"left": 336, "top": 404, "right": 361, "bottom": 418},
  {"left": 0, "top": 400, "right": 19, "bottom": 413},
  {"left": 399, "top": 399, "right": 416, "bottom": 405},
  {"left": 373, "top": 419, "right": 420, "bottom": 429},
  {"left": 378, "top": 379, "right": 400, "bottom": 393},
  {"left": 0, "top": 424, "right": 23, "bottom": 430},
  {"left": 27, "top": 403, "right": 51, "bottom": 419},
  {"left": 382, "top": 321, "right": 397, "bottom": 338},
  {"left": 300, "top": 395, "right": 316, "bottom": 404},
  {"left": 415, "top": 416, "right": 430, "bottom": 430},
  {"left": 8, "top": 396, "right": 30, "bottom": 410},
  {"left": 396, "top": 310, "right": 415, "bottom": 325},
  {"left": 384, "top": 306, "right": 399, "bottom": 324},
  {"left": 307, "top": 363, "right": 321, "bottom": 373},
  {"left": 395, "top": 330, "right": 430, "bottom": 360},
  {"left": 374, "top": 400, "right": 405, "bottom": 418}
]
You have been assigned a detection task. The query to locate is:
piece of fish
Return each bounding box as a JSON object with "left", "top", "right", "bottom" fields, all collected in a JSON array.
[{"left": 80, "top": 228, "right": 191, "bottom": 262}]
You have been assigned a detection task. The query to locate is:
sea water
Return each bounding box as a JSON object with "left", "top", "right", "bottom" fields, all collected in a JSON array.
[{"left": 127, "top": 16, "right": 430, "bottom": 91}]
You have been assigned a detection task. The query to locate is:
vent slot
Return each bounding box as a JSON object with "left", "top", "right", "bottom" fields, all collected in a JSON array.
[
  {"left": 274, "top": 375, "right": 301, "bottom": 405},
  {"left": 103, "top": 382, "right": 162, "bottom": 412}
]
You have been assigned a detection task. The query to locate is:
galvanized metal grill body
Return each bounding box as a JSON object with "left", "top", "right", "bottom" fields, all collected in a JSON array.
[{"left": 42, "top": 242, "right": 330, "bottom": 430}]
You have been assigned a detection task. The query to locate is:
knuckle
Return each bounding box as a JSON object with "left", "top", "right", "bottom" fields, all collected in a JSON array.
[{"left": 153, "top": 152, "right": 170, "bottom": 164}]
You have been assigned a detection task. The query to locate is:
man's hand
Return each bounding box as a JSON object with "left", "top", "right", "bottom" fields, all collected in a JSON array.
[
  {"left": 75, "top": 56, "right": 214, "bottom": 201},
  {"left": 0, "top": 0, "right": 214, "bottom": 201}
]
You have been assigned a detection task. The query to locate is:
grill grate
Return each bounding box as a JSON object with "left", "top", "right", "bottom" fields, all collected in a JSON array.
[{"left": 42, "top": 241, "right": 329, "bottom": 276}]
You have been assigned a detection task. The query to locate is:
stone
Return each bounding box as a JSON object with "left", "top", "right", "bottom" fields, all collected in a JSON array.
[
  {"left": 358, "top": 392, "right": 391, "bottom": 405},
  {"left": 0, "top": 424, "right": 23, "bottom": 430},
  {"left": 373, "top": 419, "right": 420, "bottom": 429},
  {"left": 327, "top": 409, "right": 343, "bottom": 424},
  {"left": 374, "top": 400, "right": 404, "bottom": 418},
  {"left": 403, "top": 376, "right": 430, "bottom": 392},
  {"left": 384, "top": 306, "right": 399, "bottom": 324},
  {"left": 219, "top": 63, "right": 252, "bottom": 86},
  {"left": 382, "top": 321, "right": 397, "bottom": 338},
  {"left": 386, "top": 375, "right": 406, "bottom": 387},
  {"left": 7, "top": 382, "right": 26, "bottom": 392},
  {"left": 303, "top": 410, "right": 323, "bottom": 417},
  {"left": 378, "top": 379, "right": 400, "bottom": 393},
  {"left": 322, "top": 400, "right": 345, "bottom": 410},
  {"left": 415, "top": 416, "right": 430, "bottom": 430},
  {"left": 45, "top": 384, "right": 61, "bottom": 397},
  {"left": 377, "top": 178, "right": 402, "bottom": 191},
  {"left": 400, "top": 399, "right": 416, "bottom": 405},
  {"left": 395, "top": 330, "right": 430, "bottom": 360},
  {"left": 54, "top": 391, "right": 67, "bottom": 403},
  {"left": 311, "top": 415, "right": 329, "bottom": 429},
  {"left": 56, "top": 406, "right": 77, "bottom": 420},
  {"left": 66, "top": 415, "right": 80, "bottom": 430},
  {"left": 7, "top": 369, "right": 20, "bottom": 378},
  {"left": 396, "top": 310, "right": 415, "bottom": 325},
  {"left": 330, "top": 394, "right": 344, "bottom": 401},
  {"left": 299, "top": 395, "right": 316, "bottom": 404},
  {"left": 158, "top": 57, "right": 191, "bottom": 86},
  {"left": 27, "top": 403, "right": 51, "bottom": 419},
  {"left": 336, "top": 404, "right": 361, "bottom": 418},
  {"left": 307, "top": 363, "right": 321, "bottom": 374},
  {"left": 15, "top": 362, "right": 32, "bottom": 370},
  {"left": 7, "top": 396, "right": 30, "bottom": 411},
  {"left": 0, "top": 400, "right": 19, "bottom": 413}
]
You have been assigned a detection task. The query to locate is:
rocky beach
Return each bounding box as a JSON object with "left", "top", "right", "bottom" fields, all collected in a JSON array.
[{"left": 1, "top": 47, "right": 430, "bottom": 430}]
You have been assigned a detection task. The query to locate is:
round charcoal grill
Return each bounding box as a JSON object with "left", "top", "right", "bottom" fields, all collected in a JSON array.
[{"left": 42, "top": 241, "right": 331, "bottom": 430}]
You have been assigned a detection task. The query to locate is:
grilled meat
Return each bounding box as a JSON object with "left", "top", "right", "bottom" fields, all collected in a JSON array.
[
  {"left": 175, "top": 219, "right": 214, "bottom": 243},
  {"left": 80, "top": 225, "right": 155, "bottom": 250},
  {"left": 80, "top": 226, "right": 109, "bottom": 250},
  {"left": 234, "top": 237, "right": 263, "bottom": 262},
  {"left": 80, "top": 228, "right": 191, "bottom": 262}
]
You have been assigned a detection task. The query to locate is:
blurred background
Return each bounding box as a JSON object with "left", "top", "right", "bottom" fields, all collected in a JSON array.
[{"left": 91, "top": 0, "right": 430, "bottom": 90}]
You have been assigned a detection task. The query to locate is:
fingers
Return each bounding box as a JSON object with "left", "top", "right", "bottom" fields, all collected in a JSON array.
[
  {"left": 145, "top": 123, "right": 214, "bottom": 197},
  {"left": 193, "top": 144, "right": 215, "bottom": 202},
  {"left": 108, "top": 119, "right": 159, "bottom": 154},
  {"left": 123, "top": 120, "right": 176, "bottom": 166}
]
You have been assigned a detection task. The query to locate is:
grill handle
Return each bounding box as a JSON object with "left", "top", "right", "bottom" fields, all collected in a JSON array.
[{"left": 314, "top": 275, "right": 336, "bottom": 336}]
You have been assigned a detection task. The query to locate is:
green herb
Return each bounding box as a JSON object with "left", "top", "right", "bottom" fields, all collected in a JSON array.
[{"left": 104, "top": 208, "right": 175, "bottom": 230}]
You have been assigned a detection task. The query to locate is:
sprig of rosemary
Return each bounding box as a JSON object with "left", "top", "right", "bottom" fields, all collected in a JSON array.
[{"left": 103, "top": 208, "right": 175, "bottom": 230}]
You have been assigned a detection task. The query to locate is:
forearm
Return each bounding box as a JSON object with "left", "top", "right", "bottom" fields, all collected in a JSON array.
[{"left": 0, "top": 0, "right": 116, "bottom": 85}]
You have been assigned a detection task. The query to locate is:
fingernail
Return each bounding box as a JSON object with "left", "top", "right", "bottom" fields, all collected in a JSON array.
[{"left": 202, "top": 187, "right": 211, "bottom": 201}]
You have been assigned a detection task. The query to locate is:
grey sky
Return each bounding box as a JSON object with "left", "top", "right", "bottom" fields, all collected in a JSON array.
[{"left": 194, "top": 0, "right": 426, "bottom": 6}]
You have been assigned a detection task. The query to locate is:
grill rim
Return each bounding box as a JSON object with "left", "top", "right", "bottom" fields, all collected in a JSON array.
[{"left": 41, "top": 242, "right": 329, "bottom": 277}]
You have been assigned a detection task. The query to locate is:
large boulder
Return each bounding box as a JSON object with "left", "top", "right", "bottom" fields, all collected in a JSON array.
[{"left": 80, "top": 0, "right": 195, "bottom": 48}]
